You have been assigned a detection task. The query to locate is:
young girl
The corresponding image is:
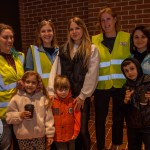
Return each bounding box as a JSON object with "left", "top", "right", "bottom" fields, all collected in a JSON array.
[
  {"left": 6, "top": 71, "right": 55, "bottom": 150},
  {"left": 121, "top": 58, "right": 150, "bottom": 150},
  {"left": 52, "top": 75, "right": 81, "bottom": 150}
]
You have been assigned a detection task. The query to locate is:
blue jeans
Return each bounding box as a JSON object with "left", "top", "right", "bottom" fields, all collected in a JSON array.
[{"left": 0, "top": 119, "right": 12, "bottom": 150}]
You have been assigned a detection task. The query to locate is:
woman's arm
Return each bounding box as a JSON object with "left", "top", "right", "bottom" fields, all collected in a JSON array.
[
  {"left": 47, "top": 54, "right": 61, "bottom": 96},
  {"left": 78, "top": 44, "right": 100, "bottom": 100},
  {"left": 25, "top": 47, "right": 34, "bottom": 71}
]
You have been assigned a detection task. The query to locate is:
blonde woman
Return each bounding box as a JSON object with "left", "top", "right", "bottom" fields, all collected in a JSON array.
[{"left": 48, "top": 17, "right": 99, "bottom": 150}]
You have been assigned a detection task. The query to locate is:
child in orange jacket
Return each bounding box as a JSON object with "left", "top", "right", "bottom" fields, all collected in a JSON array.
[{"left": 52, "top": 75, "right": 81, "bottom": 150}]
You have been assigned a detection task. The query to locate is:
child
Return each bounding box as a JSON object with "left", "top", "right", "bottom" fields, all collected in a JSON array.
[
  {"left": 121, "top": 58, "right": 150, "bottom": 150},
  {"left": 52, "top": 75, "right": 81, "bottom": 150},
  {"left": 6, "top": 71, "right": 55, "bottom": 150}
]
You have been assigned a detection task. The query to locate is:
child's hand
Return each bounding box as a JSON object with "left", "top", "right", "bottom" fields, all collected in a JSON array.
[
  {"left": 124, "top": 90, "right": 134, "bottom": 104},
  {"left": 145, "top": 91, "right": 150, "bottom": 102},
  {"left": 46, "top": 137, "right": 53, "bottom": 150},
  {"left": 72, "top": 135, "right": 77, "bottom": 140},
  {"left": 20, "top": 111, "right": 31, "bottom": 119}
]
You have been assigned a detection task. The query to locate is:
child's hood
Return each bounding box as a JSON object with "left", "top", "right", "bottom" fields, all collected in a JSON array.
[{"left": 121, "top": 58, "right": 143, "bottom": 81}]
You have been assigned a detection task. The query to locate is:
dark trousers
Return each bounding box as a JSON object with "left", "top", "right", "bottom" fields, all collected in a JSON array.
[
  {"left": 94, "top": 88, "right": 124, "bottom": 150},
  {"left": 55, "top": 140, "right": 75, "bottom": 150},
  {"left": 75, "top": 98, "right": 91, "bottom": 150},
  {"left": 127, "top": 127, "right": 150, "bottom": 150},
  {"left": 0, "top": 119, "right": 12, "bottom": 150}
]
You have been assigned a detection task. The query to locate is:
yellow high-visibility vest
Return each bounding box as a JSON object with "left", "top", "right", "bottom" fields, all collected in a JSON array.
[
  {"left": 92, "top": 31, "right": 130, "bottom": 89},
  {"left": 30, "top": 45, "right": 53, "bottom": 87},
  {"left": 0, "top": 52, "right": 24, "bottom": 117}
]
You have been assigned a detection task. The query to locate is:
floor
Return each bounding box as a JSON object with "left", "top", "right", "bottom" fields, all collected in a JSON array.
[{"left": 89, "top": 99, "right": 144, "bottom": 150}]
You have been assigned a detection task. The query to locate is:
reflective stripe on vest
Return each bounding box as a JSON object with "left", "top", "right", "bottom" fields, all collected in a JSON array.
[
  {"left": 0, "top": 75, "right": 16, "bottom": 91},
  {"left": 18, "top": 54, "right": 24, "bottom": 65},
  {"left": 100, "top": 59, "right": 123, "bottom": 67},
  {"left": 98, "top": 74, "right": 125, "bottom": 81},
  {"left": 33, "top": 48, "right": 49, "bottom": 79},
  {"left": 0, "top": 102, "right": 9, "bottom": 108}
]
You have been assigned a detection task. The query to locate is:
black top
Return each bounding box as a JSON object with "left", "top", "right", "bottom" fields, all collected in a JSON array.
[
  {"left": 43, "top": 47, "right": 55, "bottom": 55},
  {"left": 101, "top": 34, "right": 116, "bottom": 53},
  {"left": 133, "top": 50, "right": 148, "bottom": 64}
]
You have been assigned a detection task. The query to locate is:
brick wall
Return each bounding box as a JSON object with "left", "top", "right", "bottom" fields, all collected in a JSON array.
[{"left": 19, "top": 0, "right": 150, "bottom": 52}]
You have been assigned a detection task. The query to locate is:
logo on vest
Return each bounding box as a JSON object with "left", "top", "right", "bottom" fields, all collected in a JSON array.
[
  {"left": 68, "top": 107, "right": 73, "bottom": 114},
  {"left": 119, "top": 42, "right": 127, "bottom": 46}
]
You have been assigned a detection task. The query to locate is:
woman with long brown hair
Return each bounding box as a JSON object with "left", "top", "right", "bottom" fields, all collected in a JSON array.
[{"left": 48, "top": 17, "right": 99, "bottom": 150}]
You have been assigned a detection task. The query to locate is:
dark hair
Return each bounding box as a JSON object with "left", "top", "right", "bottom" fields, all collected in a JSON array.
[
  {"left": 131, "top": 25, "right": 150, "bottom": 54},
  {"left": 121, "top": 58, "right": 143, "bottom": 80},
  {"left": 54, "top": 75, "right": 70, "bottom": 91}
]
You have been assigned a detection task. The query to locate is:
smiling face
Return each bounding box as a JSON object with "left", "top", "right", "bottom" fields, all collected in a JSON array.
[
  {"left": 24, "top": 75, "right": 38, "bottom": 94},
  {"left": 39, "top": 24, "right": 54, "bottom": 47},
  {"left": 133, "top": 29, "right": 148, "bottom": 53},
  {"left": 0, "top": 29, "right": 14, "bottom": 53},
  {"left": 100, "top": 12, "right": 117, "bottom": 37},
  {"left": 123, "top": 62, "right": 138, "bottom": 81},
  {"left": 69, "top": 22, "right": 83, "bottom": 45}
]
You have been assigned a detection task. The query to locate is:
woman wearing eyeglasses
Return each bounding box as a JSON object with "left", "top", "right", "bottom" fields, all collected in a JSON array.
[
  {"left": 25, "top": 20, "right": 59, "bottom": 87},
  {"left": 0, "top": 23, "right": 24, "bottom": 150}
]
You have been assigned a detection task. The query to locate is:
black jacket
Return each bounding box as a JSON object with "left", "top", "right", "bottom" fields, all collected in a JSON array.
[{"left": 59, "top": 45, "right": 87, "bottom": 98}]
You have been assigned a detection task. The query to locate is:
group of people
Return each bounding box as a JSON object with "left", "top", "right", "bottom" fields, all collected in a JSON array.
[{"left": 0, "top": 6, "right": 150, "bottom": 150}]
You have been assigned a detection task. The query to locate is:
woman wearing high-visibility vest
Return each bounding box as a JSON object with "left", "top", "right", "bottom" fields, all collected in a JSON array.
[
  {"left": 0, "top": 23, "right": 24, "bottom": 150},
  {"left": 25, "top": 20, "right": 59, "bottom": 87},
  {"left": 92, "top": 7, "right": 130, "bottom": 150}
]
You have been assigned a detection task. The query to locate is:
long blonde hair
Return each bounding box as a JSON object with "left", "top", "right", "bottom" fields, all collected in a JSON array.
[
  {"left": 34, "top": 20, "right": 58, "bottom": 48},
  {"left": 65, "top": 17, "right": 91, "bottom": 68}
]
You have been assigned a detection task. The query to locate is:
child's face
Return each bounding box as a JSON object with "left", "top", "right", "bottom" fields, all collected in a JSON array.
[
  {"left": 24, "top": 75, "right": 38, "bottom": 94},
  {"left": 123, "top": 62, "right": 138, "bottom": 80},
  {"left": 56, "top": 88, "right": 69, "bottom": 99}
]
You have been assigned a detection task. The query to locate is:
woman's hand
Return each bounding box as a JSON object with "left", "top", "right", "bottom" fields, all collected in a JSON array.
[
  {"left": 124, "top": 90, "right": 134, "bottom": 104},
  {"left": 49, "top": 95, "right": 55, "bottom": 102},
  {"left": 73, "top": 97, "right": 84, "bottom": 111},
  {"left": 145, "top": 91, "right": 150, "bottom": 102}
]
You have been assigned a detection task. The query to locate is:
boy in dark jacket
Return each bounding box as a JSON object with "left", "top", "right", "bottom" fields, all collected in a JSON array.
[{"left": 121, "top": 58, "right": 150, "bottom": 150}]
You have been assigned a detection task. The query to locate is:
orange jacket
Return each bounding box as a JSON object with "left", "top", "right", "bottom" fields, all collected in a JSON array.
[{"left": 52, "top": 92, "right": 81, "bottom": 142}]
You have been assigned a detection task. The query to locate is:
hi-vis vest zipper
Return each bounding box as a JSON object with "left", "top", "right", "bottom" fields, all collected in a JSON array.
[
  {"left": 30, "top": 45, "right": 53, "bottom": 87},
  {"left": 92, "top": 31, "right": 130, "bottom": 90},
  {"left": 0, "top": 53, "right": 24, "bottom": 117}
]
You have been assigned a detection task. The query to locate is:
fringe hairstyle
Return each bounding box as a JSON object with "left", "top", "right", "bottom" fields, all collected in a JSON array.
[
  {"left": 54, "top": 75, "right": 70, "bottom": 91},
  {"left": 65, "top": 17, "right": 91, "bottom": 68},
  {"left": 34, "top": 20, "right": 58, "bottom": 48},
  {"left": 131, "top": 25, "right": 150, "bottom": 54}
]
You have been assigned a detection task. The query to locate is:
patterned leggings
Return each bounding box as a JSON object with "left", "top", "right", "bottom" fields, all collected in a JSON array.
[{"left": 18, "top": 137, "right": 45, "bottom": 150}]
